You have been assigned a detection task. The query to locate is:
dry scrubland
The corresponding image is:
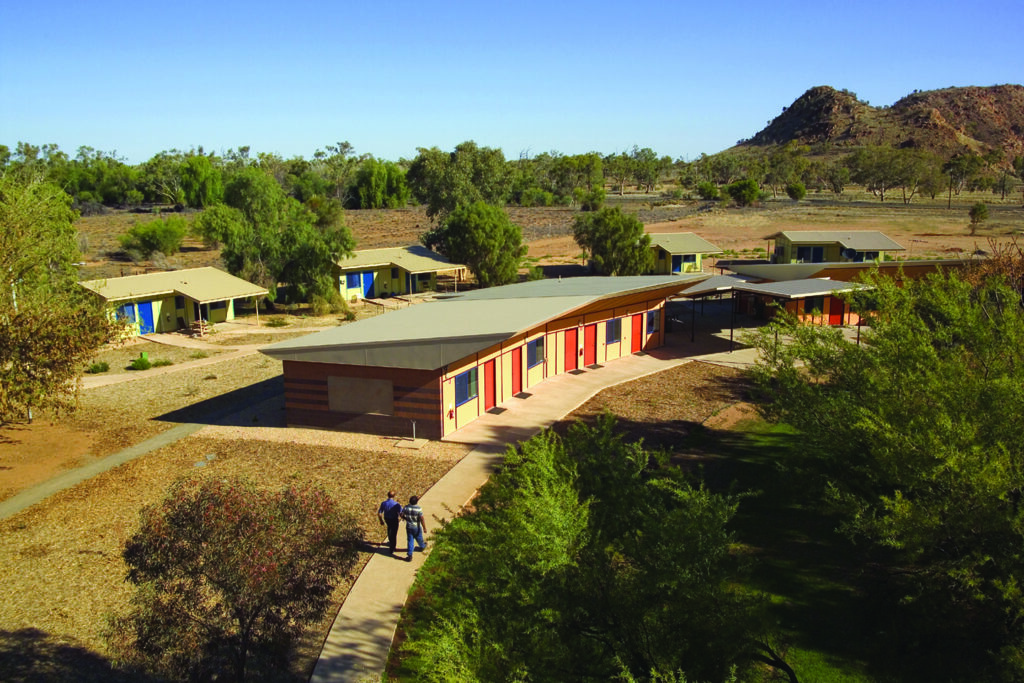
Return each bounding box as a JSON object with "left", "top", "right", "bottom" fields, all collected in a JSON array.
[{"left": 2, "top": 193, "right": 1023, "bottom": 680}]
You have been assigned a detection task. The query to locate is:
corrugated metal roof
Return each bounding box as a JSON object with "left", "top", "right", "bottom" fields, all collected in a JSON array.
[
  {"left": 442, "top": 275, "right": 707, "bottom": 301},
  {"left": 648, "top": 232, "right": 722, "bottom": 254},
  {"left": 734, "top": 278, "right": 869, "bottom": 298},
  {"left": 261, "top": 275, "right": 709, "bottom": 370},
  {"left": 678, "top": 275, "right": 751, "bottom": 297},
  {"left": 727, "top": 258, "right": 962, "bottom": 282},
  {"left": 768, "top": 230, "right": 905, "bottom": 251},
  {"left": 336, "top": 245, "right": 466, "bottom": 274},
  {"left": 79, "top": 267, "right": 268, "bottom": 303}
]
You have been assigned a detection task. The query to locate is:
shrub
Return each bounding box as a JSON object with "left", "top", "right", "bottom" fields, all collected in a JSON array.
[
  {"left": 574, "top": 187, "right": 606, "bottom": 212},
  {"left": 119, "top": 216, "right": 188, "bottom": 258},
  {"left": 311, "top": 291, "right": 352, "bottom": 317},
  {"left": 785, "top": 181, "right": 807, "bottom": 201},
  {"left": 969, "top": 202, "right": 989, "bottom": 235},
  {"left": 696, "top": 181, "right": 720, "bottom": 200},
  {"left": 86, "top": 361, "right": 110, "bottom": 374},
  {"left": 110, "top": 477, "right": 363, "bottom": 681},
  {"left": 519, "top": 188, "right": 555, "bottom": 207},
  {"left": 725, "top": 179, "right": 761, "bottom": 207},
  {"left": 264, "top": 317, "right": 290, "bottom": 328},
  {"left": 128, "top": 356, "right": 152, "bottom": 371},
  {"left": 151, "top": 359, "right": 173, "bottom": 368},
  {"left": 189, "top": 351, "right": 209, "bottom": 360}
]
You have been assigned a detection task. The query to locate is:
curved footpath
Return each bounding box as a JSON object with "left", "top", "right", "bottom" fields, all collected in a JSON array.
[{"left": 309, "top": 339, "right": 762, "bottom": 683}]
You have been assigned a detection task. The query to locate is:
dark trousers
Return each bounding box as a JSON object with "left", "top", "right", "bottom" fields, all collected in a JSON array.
[{"left": 385, "top": 518, "right": 400, "bottom": 552}]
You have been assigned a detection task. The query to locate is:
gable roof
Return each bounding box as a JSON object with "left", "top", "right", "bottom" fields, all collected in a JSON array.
[
  {"left": 767, "top": 230, "right": 905, "bottom": 251},
  {"left": 79, "top": 267, "right": 268, "bottom": 304},
  {"left": 261, "top": 275, "right": 709, "bottom": 370},
  {"left": 336, "top": 245, "right": 466, "bottom": 274},
  {"left": 648, "top": 232, "right": 722, "bottom": 255}
]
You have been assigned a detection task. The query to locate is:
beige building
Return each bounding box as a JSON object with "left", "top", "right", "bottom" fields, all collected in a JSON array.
[{"left": 80, "top": 267, "right": 268, "bottom": 336}]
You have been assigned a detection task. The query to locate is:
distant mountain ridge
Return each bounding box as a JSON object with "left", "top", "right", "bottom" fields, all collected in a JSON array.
[{"left": 739, "top": 84, "right": 1024, "bottom": 160}]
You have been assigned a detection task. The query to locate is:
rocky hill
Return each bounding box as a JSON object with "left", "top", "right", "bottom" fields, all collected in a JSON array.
[{"left": 741, "top": 84, "right": 1024, "bottom": 161}]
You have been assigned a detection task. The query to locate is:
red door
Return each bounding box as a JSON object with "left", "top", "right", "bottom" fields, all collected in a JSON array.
[
  {"left": 631, "top": 314, "right": 643, "bottom": 353},
  {"left": 583, "top": 324, "right": 597, "bottom": 366},
  {"left": 828, "top": 299, "right": 844, "bottom": 326},
  {"left": 511, "top": 347, "right": 522, "bottom": 395},
  {"left": 564, "top": 328, "right": 578, "bottom": 372},
  {"left": 484, "top": 359, "right": 496, "bottom": 410}
]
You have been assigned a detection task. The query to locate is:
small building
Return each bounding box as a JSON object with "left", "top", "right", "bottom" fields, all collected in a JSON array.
[
  {"left": 260, "top": 275, "right": 708, "bottom": 439},
  {"left": 336, "top": 246, "right": 468, "bottom": 300},
  {"left": 648, "top": 233, "right": 722, "bottom": 274},
  {"left": 767, "top": 231, "right": 905, "bottom": 264},
  {"left": 732, "top": 278, "right": 870, "bottom": 326},
  {"left": 80, "top": 267, "right": 268, "bottom": 337}
]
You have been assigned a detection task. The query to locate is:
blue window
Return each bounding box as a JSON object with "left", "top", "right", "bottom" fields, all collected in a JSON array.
[
  {"left": 526, "top": 337, "right": 545, "bottom": 368},
  {"left": 606, "top": 318, "right": 621, "bottom": 344},
  {"left": 682, "top": 253, "right": 696, "bottom": 263},
  {"left": 796, "top": 245, "right": 824, "bottom": 263},
  {"left": 647, "top": 309, "right": 660, "bottom": 333},
  {"left": 115, "top": 303, "right": 136, "bottom": 322},
  {"left": 175, "top": 295, "right": 185, "bottom": 309},
  {"left": 210, "top": 301, "right": 227, "bottom": 310},
  {"left": 454, "top": 368, "right": 479, "bottom": 406},
  {"left": 346, "top": 272, "right": 360, "bottom": 289},
  {"left": 391, "top": 267, "right": 399, "bottom": 279}
]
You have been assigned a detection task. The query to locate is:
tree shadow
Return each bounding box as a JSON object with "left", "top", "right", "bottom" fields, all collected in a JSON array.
[{"left": 0, "top": 628, "right": 156, "bottom": 683}]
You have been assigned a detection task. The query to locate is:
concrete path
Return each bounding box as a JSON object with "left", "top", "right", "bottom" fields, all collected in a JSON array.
[{"left": 310, "top": 332, "right": 762, "bottom": 682}]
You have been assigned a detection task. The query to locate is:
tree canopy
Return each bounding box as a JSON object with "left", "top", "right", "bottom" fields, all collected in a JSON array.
[
  {"left": 572, "top": 207, "right": 652, "bottom": 275},
  {"left": 0, "top": 174, "right": 120, "bottom": 423},
  {"left": 401, "top": 417, "right": 763, "bottom": 682},
  {"left": 221, "top": 168, "right": 355, "bottom": 302},
  {"left": 748, "top": 268, "right": 1024, "bottom": 679},
  {"left": 110, "top": 477, "right": 363, "bottom": 681},
  {"left": 437, "top": 201, "right": 526, "bottom": 288},
  {"left": 406, "top": 141, "right": 511, "bottom": 223}
]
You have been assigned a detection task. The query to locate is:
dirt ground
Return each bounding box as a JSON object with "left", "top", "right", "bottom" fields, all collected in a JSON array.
[{"left": 2, "top": 196, "right": 1022, "bottom": 680}]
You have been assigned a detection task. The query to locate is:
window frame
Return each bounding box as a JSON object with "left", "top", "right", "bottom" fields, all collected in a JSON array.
[
  {"left": 526, "top": 336, "right": 545, "bottom": 368},
  {"left": 606, "top": 318, "right": 622, "bottom": 344},
  {"left": 646, "top": 309, "right": 660, "bottom": 333},
  {"left": 346, "top": 272, "right": 360, "bottom": 289},
  {"left": 454, "top": 367, "right": 479, "bottom": 407}
]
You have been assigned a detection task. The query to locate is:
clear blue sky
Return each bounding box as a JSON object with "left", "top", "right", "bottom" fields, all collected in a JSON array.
[{"left": 2, "top": 0, "right": 1020, "bottom": 164}]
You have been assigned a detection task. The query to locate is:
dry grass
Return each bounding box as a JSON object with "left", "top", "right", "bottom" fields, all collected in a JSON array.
[{"left": 0, "top": 429, "right": 469, "bottom": 681}]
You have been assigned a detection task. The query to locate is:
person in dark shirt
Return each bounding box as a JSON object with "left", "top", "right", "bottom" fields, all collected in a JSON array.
[{"left": 377, "top": 490, "right": 402, "bottom": 554}]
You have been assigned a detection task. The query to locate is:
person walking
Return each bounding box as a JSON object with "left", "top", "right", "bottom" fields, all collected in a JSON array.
[
  {"left": 401, "top": 495, "right": 427, "bottom": 562},
  {"left": 377, "top": 490, "right": 402, "bottom": 554}
]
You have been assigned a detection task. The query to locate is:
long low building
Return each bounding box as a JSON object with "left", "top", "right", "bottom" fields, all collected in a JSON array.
[{"left": 260, "top": 275, "right": 709, "bottom": 439}]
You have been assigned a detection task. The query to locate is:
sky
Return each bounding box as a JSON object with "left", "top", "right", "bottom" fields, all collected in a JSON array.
[{"left": 2, "top": 0, "right": 1021, "bottom": 165}]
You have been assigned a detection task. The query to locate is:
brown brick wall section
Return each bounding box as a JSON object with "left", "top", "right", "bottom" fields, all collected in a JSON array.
[{"left": 282, "top": 361, "right": 442, "bottom": 438}]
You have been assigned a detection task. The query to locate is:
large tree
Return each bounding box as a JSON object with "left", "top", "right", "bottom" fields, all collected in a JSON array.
[
  {"left": 748, "top": 269, "right": 1024, "bottom": 679},
  {"left": 350, "top": 157, "right": 410, "bottom": 209},
  {"left": 111, "top": 477, "right": 363, "bottom": 681},
  {"left": 222, "top": 168, "right": 354, "bottom": 302},
  {"left": 179, "top": 154, "right": 224, "bottom": 208},
  {"left": 572, "top": 207, "right": 652, "bottom": 275},
  {"left": 439, "top": 201, "right": 526, "bottom": 288},
  {"left": 0, "top": 174, "right": 120, "bottom": 423},
  {"left": 401, "top": 417, "right": 763, "bottom": 682},
  {"left": 406, "top": 141, "right": 510, "bottom": 223}
]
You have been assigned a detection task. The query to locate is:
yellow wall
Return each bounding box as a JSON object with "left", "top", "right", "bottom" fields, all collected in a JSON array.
[{"left": 439, "top": 298, "right": 666, "bottom": 437}]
